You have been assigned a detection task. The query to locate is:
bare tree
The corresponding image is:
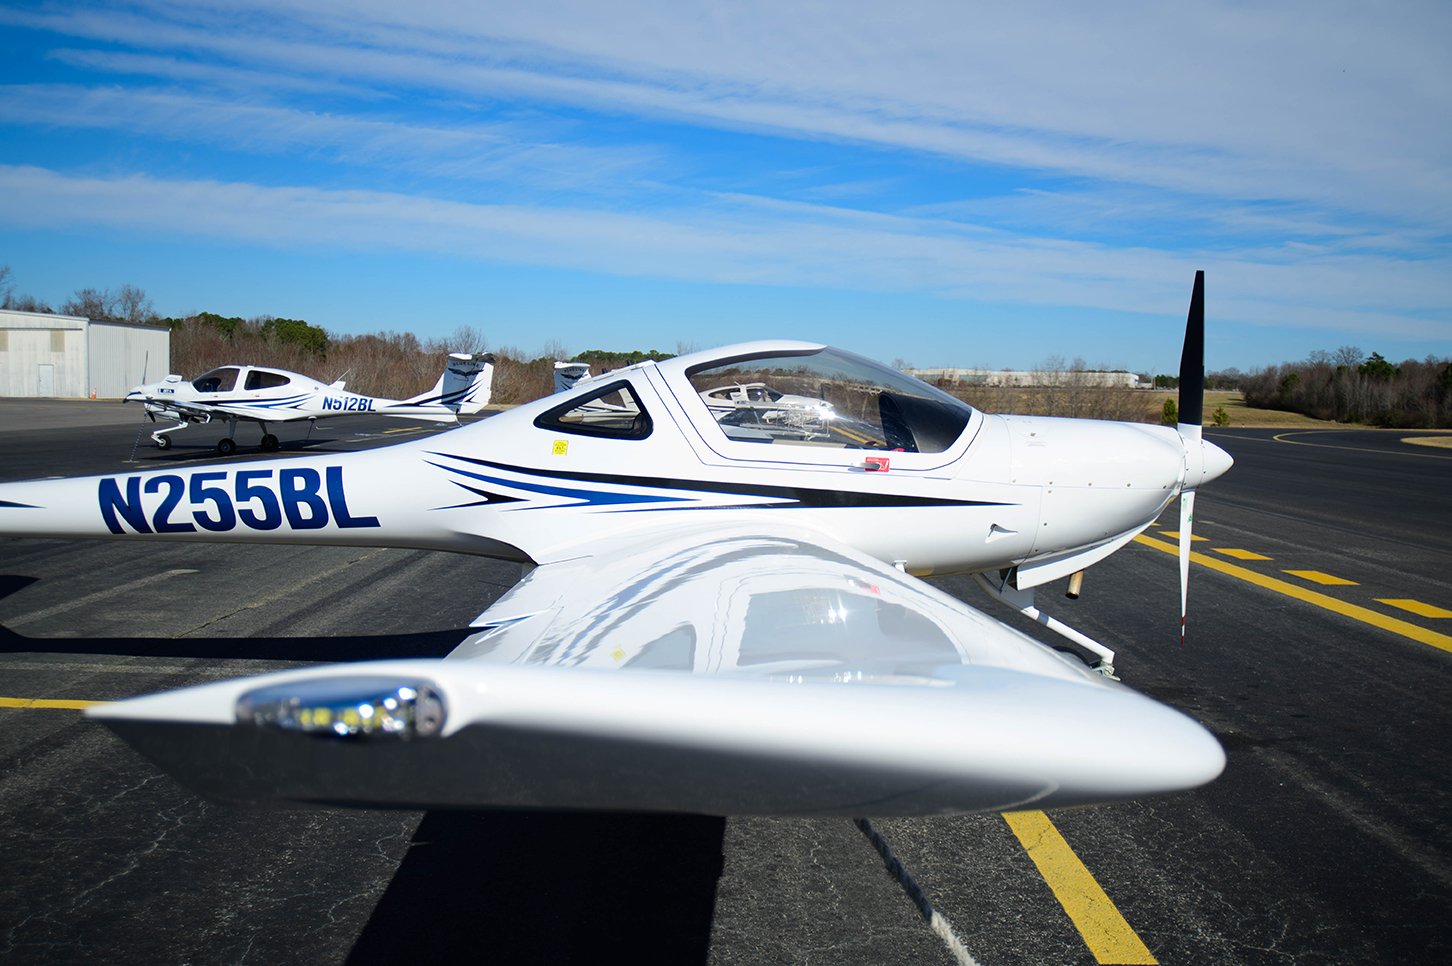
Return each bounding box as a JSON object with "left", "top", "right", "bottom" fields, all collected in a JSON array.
[
  {"left": 59, "top": 284, "right": 156, "bottom": 323},
  {"left": 538, "top": 338, "right": 571, "bottom": 363},
  {"left": 114, "top": 284, "right": 155, "bottom": 324},
  {"left": 62, "top": 287, "right": 109, "bottom": 319},
  {"left": 1333, "top": 345, "right": 1364, "bottom": 369}
]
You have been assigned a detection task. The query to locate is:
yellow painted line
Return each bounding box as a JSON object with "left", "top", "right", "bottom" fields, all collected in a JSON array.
[
  {"left": 1214, "top": 548, "right": 1272, "bottom": 561},
  {"left": 1003, "top": 810, "right": 1157, "bottom": 964},
  {"left": 1157, "top": 531, "right": 1207, "bottom": 541},
  {"left": 1377, "top": 599, "right": 1452, "bottom": 619},
  {"left": 1213, "top": 546, "right": 1271, "bottom": 560},
  {"left": 0, "top": 697, "right": 108, "bottom": 710},
  {"left": 1283, "top": 569, "right": 1358, "bottom": 586},
  {"left": 1135, "top": 535, "right": 1452, "bottom": 654},
  {"left": 1272, "top": 431, "right": 1452, "bottom": 460}
]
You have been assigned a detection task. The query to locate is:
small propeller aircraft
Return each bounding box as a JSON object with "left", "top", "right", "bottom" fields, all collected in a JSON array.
[
  {"left": 0, "top": 274, "right": 1229, "bottom": 817},
  {"left": 124, "top": 352, "right": 495, "bottom": 454}
]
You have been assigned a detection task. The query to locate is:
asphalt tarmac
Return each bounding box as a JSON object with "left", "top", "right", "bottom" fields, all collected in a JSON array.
[{"left": 1, "top": 404, "right": 1450, "bottom": 964}]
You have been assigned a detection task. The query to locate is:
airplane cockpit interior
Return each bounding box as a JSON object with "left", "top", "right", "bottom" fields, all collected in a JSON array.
[
  {"left": 685, "top": 347, "right": 975, "bottom": 452},
  {"left": 191, "top": 366, "right": 241, "bottom": 393}
]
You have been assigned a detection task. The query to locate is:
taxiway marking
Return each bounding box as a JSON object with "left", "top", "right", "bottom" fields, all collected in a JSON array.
[
  {"left": 0, "top": 697, "right": 1142, "bottom": 965},
  {"left": 1377, "top": 598, "right": 1452, "bottom": 619},
  {"left": 1003, "top": 810, "right": 1157, "bottom": 964},
  {"left": 1157, "top": 531, "right": 1206, "bottom": 542},
  {"left": 1213, "top": 548, "right": 1272, "bottom": 561},
  {"left": 0, "top": 697, "right": 105, "bottom": 710},
  {"left": 1283, "top": 569, "right": 1358, "bottom": 586},
  {"left": 1269, "top": 430, "right": 1452, "bottom": 460},
  {"left": 1135, "top": 535, "right": 1452, "bottom": 654}
]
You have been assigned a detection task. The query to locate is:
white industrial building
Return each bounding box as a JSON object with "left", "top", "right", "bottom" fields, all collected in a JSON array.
[
  {"left": 906, "top": 367, "right": 1147, "bottom": 389},
  {"left": 0, "top": 309, "right": 170, "bottom": 398}
]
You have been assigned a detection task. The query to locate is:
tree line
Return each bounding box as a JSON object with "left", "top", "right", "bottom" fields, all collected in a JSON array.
[
  {"left": 1240, "top": 347, "right": 1452, "bottom": 428},
  {"left": 1, "top": 267, "right": 686, "bottom": 403},
  {"left": 20, "top": 268, "right": 1444, "bottom": 425}
]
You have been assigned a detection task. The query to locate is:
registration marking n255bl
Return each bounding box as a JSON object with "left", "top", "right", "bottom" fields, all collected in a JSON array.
[{"left": 98, "top": 466, "right": 380, "bottom": 534}]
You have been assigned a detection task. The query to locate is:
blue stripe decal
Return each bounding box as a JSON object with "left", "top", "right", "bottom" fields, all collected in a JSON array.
[{"left": 426, "top": 461, "right": 693, "bottom": 509}]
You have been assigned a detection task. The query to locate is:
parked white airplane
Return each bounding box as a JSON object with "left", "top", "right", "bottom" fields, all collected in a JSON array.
[
  {"left": 125, "top": 352, "right": 495, "bottom": 454},
  {"left": 698, "top": 381, "right": 840, "bottom": 441},
  {"left": 0, "top": 274, "right": 1229, "bottom": 817}
]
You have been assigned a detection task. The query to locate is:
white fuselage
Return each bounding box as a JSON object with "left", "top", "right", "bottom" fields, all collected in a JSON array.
[
  {"left": 4, "top": 341, "right": 1230, "bottom": 586},
  {"left": 128, "top": 365, "right": 455, "bottom": 425}
]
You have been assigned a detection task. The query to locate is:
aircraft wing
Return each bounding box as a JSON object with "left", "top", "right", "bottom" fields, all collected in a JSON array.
[
  {"left": 90, "top": 523, "right": 1223, "bottom": 816},
  {"left": 146, "top": 397, "right": 309, "bottom": 423}
]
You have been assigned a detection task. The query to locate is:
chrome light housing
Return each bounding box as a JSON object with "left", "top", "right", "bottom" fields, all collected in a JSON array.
[{"left": 236, "top": 676, "right": 446, "bottom": 740}]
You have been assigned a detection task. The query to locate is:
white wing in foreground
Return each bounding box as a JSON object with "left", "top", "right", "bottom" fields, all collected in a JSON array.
[{"left": 90, "top": 525, "right": 1223, "bottom": 816}]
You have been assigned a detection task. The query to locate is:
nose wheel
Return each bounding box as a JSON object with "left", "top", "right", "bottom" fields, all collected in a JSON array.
[
  {"left": 217, "top": 438, "right": 237, "bottom": 456},
  {"left": 149, "top": 420, "right": 188, "bottom": 449},
  {"left": 260, "top": 433, "right": 280, "bottom": 452}
]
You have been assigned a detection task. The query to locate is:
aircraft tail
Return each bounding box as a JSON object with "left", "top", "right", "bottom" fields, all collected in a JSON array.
[
  {"left": 553, "top": 361, "right": 591, "bottom": 394},
  {"left": 403, "top": 353, "right": 495, "bottom": 414}
]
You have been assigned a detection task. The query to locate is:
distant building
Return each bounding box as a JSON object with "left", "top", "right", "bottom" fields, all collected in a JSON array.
[
  {"left": 0, "top": 309, "right": 171, "bottom": 398},
  {"left": 906, "top": 367, "right": 1147, "bottom": 389}
]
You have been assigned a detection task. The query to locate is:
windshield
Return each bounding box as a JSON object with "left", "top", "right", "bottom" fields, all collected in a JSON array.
[
  {"left": 687, "top": 348, "right": 974, "bottom": 453},
  {"left": 192, "top": 367, "right": 240, "bottom": 393}
]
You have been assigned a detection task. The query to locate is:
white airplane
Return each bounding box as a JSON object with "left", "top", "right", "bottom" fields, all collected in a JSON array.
[
  {"left": 0, "top": 274, "right": 1230, "bottom": 817},
  {"left": 124, "top": 352, "right": 495, "bottom": 454},
  {"left": 698, "top": 381, "right": 840, "bottom": 441}
]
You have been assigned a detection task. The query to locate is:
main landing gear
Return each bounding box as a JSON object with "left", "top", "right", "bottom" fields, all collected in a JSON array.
[
  {"left": 144, "top": 413, "right": 281, "bottom": 455},
  {"left": 213, "top": 420, "right": 278, "bottom": 455}
]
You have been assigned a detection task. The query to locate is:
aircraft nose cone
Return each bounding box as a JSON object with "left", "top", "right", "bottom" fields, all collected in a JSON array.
[{"left": 1199, "top": 439, "right": 1234, "bottom": 486}]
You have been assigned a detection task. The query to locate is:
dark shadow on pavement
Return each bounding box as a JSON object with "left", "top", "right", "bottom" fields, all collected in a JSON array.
[
  {"left": 0, "top": 624, "right": 469, "bottom": 661},
  {"left": 347, "top": 811, "right": 726, "bottom": 965}
]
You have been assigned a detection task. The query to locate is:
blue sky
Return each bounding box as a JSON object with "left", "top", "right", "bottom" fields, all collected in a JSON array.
[{"left": 1, "top": 1, "right": 1448, "bottom": 374}]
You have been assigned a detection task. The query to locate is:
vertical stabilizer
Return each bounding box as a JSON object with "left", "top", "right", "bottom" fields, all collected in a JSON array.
[
  {"left": 553, "top": 361, "right": 591, "bottom": 394},
  {"left": 404, "top": 353, "right": 495, "bottom": 413}
]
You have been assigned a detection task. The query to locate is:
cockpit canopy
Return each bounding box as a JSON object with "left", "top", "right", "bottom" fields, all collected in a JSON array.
[
  {"left": 685, "top": 347, "right": 974, "bottom": 453},
  {"left": 191, "top": 367, "right": 293, "bottom": 393},
  {"left": 192, "top": 366, "right": 240, "bottom": 393}
]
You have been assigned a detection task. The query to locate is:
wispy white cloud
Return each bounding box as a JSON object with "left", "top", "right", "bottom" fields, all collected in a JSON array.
[
  {"left": 9, "top": 1, "right": 1450, "bottom": 223},
  {"left": 2, "top": 164, "right": 1444, "bottom": 340},
  {"left": 0, "top": 1, "right": 1446, "bottom": 361},
  {"left": 0, "top": 84, "right": 660, "bottom": 189}
]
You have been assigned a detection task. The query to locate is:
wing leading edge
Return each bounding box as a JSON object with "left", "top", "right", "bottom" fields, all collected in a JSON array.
[{"left": 91, "top": 524, "right": 1223, "bottom": 816}]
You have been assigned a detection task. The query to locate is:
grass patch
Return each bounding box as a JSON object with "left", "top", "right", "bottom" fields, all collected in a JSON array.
[{"left": 1145, "top": 391, "right": 1348, "bottom": 428}]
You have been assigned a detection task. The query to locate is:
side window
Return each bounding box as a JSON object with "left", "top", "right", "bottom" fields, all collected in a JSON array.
[
  {"left": 245, "top": 370, "right": 292, "bottom": 390},
  {"left": 534, "top": 380, "right": 653, "bottom": 440}
]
